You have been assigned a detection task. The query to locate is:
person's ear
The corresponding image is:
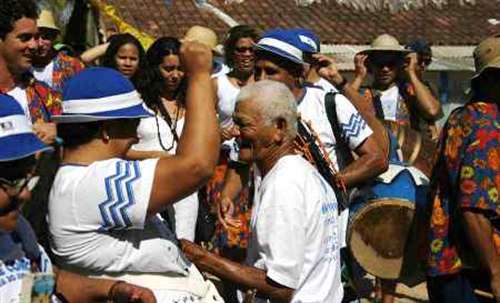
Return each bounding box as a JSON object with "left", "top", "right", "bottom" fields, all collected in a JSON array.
[
  {"left": 273, "top": 117, "right": 288, "bottom": 144},
  {"left": 100, "top": 122, "right": 111, "bottom": 143}
]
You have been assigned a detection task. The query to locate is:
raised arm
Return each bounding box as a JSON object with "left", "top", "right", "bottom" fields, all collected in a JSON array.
[
  {"left": 405, "top": 53, "right": 443, "bottom": 120},
  {"left": 147, "top": 41, "right": 220, "bottom": 217},
  {"left": 80, "top": 42, "right": 110, "bottom": 66}
]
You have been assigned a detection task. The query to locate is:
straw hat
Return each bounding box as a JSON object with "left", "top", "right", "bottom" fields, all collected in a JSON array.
[
  {"left": 37, "top": 10, "right": 60, "bottom": 32},
  {"left": 471, "top": 35, "right": 500, "bottom": 80},
  {"left": 183, "top": 25, "right": 221, "bottom": 54},
  {"left": 359, "top": 34, "right": 410, "bottom": 55}
]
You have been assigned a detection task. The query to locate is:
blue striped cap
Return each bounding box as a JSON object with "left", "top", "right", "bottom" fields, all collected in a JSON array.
[
  {"left": 0, "top": 95, "right": 52, "bottom": 161},
  {"left": 255, "top": 29, "right": 305, "bottom": 64},
  {"left": 52, "top": 67, "right": 153, "bottom": 123},
  {"left": 293, "top": 28, "right": 320, "bottom": 53}
]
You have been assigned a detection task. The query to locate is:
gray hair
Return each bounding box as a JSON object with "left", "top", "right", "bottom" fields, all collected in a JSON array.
[{"left": 236, "top": 80, "right": 297, "bottom": 138}]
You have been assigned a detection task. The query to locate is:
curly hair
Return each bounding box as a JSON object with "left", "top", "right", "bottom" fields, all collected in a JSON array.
[
  {"left": 141, "top": 37, "right": 186, "bottom": 109},
  {"left": 0, "top": 0, "right": 38, "bottom": 39},
  {"left": 100, "top": 33, "right": 149, "bottom": 92},
  {"left": 223, "top": 25, "right": 259, "bottom": 68}
]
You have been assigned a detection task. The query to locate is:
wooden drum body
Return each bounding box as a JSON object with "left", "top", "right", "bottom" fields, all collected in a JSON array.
[
  {"left": 347, "top": 164, "right": 429, "bottom": 282},
  {"left": 395, "top": 124, "right": 438, "bottom": 178}
]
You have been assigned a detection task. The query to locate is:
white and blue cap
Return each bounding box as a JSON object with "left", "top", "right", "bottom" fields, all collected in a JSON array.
[
  {"left": 52, "top": 67, "right": 153, "bottom": 123},
  {"left": 0, "top": 95, "right": 52, "bottom": 161},
  {"left": 255, "top": 29, "right": 305, "bottom": 64},
  {"left": 293, "top": 28, "right": 320, "bottom": 54}
]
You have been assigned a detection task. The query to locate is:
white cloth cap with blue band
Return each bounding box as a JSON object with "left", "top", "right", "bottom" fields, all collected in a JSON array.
[
  {"left": 52, "top": 67, "right": 153, "bottom": 123},
  {"left": 0, "top": 95, "right": 52, "bottom": 161}
]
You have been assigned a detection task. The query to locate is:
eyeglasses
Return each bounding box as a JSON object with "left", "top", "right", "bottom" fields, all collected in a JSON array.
[
  {"left": 0, "top": 176, "right": 39, "bottom": 216},
  {"left": 235, "top": 46, "right": 254, "bottom": 54}
]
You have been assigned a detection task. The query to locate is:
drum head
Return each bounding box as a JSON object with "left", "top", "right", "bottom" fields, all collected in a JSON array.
[{"left": 347, "top": 198, "right": 415, "bottom": 280}]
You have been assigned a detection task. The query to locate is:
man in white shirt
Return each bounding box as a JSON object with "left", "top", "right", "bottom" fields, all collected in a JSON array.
[{"left": 181, "top": 80, "right": 343, "bottom": 303}]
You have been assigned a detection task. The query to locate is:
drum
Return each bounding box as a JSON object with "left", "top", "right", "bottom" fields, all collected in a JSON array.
[
  {"left": 395, "top": 124, "right": 438, "bottom": 178},
  {"left": 347, "top": 163, "right": 429, "bottom": 282}
]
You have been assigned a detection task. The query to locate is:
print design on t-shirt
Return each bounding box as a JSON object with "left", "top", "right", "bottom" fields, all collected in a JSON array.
[
  {"left": 339, "top": 112, "right": 367, "bottom": 146},
  {"left": 98, "top": 160, "right": 142, "bottom": 230}
]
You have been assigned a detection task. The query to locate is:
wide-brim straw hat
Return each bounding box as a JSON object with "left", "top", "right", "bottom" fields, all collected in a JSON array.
[
  {"left": 37, "top": 9, "right": 60, "bottom": 32},
  {"left": 471, "top": 35, "right": 500, "bottom": 80},
  {"left": 358, "top": 34, "right": 411, "bottom": 56},
  {"left": 183, "top": 25, "right": 221, "bottom": 55}
]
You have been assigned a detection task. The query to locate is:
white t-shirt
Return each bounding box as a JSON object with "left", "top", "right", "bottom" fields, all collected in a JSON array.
[
  {"left": 246, "top": 155, "right": 343, "bottom": 303},
  {"left": 7, "top": 87, "right": 32, "bottom": 125},
  {"left": 216, "top": 74, "right": 241, "bottom": 129},
  {"left": 0, "top": 246, "right": 55, "bottom": 303},
  {"left": 314, "top": 78, "right": 338, "bottom": 93},
  {"left": 132, "top": 114, "right": 199, "bottom": 241},
  {"left": 297, "top": 86, "right": 373, "bottom": 171},
  {"left": 48, "top": 158, "right": 190, "bottom": 276},
  {"left": 31, "top": 61, "right": 55, "bottom": 88},
  {"left": 379, "top": 85, "right": 400, "bottom": 122}
]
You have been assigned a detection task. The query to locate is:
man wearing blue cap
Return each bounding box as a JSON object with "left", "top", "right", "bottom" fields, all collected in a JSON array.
[
  {"left": 47, "top": 42, "right": 223, "bottom": 302},
  {"left": 0, "top": 94, "right": 156, "bottom": 302}
]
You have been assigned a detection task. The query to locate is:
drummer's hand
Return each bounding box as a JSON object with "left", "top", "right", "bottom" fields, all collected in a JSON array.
[
  {"left": 217, "top": 196, "right": 241, "bottom": 229},
  {"left": 180, "top": 41, "right": 212, "bottom": 75}
]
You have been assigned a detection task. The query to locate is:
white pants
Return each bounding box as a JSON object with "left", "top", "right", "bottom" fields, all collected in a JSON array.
[
  {"left": 173, "top": 193, "right": 199, "bottom": 241},
  {"left": 92, "top": 264, "right": 224, "bottom": 303}
]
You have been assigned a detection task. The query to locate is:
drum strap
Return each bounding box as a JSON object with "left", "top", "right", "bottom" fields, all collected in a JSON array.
[{"left": 324, "top": 92, "right": 354, "bottom": 166}]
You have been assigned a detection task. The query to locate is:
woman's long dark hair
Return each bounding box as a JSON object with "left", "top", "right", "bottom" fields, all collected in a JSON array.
[
  {"left": 101, "top": 33, "right": 149, "bottom": 93},
  {"left": 141, "top": 36, "right": 186, "bottom": 109}
]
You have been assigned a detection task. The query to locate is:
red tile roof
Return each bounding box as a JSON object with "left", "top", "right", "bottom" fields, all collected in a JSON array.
[{"left": 102, "top": 0, "right": 500, "bottom": 46}]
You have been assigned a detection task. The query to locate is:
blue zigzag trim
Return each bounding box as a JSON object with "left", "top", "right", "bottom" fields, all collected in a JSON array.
[
  {"left": 107, "top": 161, "right": 131, "bottom": 229},
  {"left": 118, "top": 161, "right": 141, "bottom": 227},
  {"left": 98, "top": 161, "right": 141, "bottom": 230},
  {"left": 340, "top": 113, "right": 366, "bottom": 144},
  {"left": 98, "top": 161, "right": 122, "bottom": 229}
]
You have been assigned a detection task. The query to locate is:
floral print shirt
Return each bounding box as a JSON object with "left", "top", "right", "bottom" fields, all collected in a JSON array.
[
  {"left": 427, "top": 101, "right": 500, "bottom": 276},
  {"left": 51, "top": 52, "right": 85, "bottom": 94}
]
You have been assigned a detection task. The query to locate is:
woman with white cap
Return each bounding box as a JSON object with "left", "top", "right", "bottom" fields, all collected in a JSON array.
[
  {"left": 47, "top": 42, "right": 224, "bottom": 302},
  {"left": 0, "top": 94, "right": 155, "bottom": 303}
]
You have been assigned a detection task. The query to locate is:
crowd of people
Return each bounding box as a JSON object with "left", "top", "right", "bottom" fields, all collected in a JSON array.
[{"left": 0, "top": 0, "right": 498, "bottom": 302}]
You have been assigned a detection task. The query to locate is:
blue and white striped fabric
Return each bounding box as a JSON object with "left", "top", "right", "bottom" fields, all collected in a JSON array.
[
  {"left": 292, "top": 28, "right": 320, "bottom": 54},
  {"left": 99, "top": 160, "right": 142, "bottom": 230},
  {"left": 0, "top": 94, "right": 52, "bottom": 161},
  {"left": 255, "top": 29, "right": 305, "bottom": 64},
  {"left": 52, "top": 67, "right": 153, "bottom": 123},
  {"left": 340, "top": 112, "right": 368, "bottom": 146}
]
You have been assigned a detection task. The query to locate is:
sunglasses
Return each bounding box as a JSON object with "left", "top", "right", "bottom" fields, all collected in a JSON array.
[
  {"left": 0, "top": 176, "right": 39, "bottom": 216},
  {"left": 235, "top": 46, "right": 254, "bottom": 54},
  {"left": 37, "top": 30, "right": 58, "bottom": 41},
  {"left": 370, "top": 56, "right": 404, "bottom": 68}
]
